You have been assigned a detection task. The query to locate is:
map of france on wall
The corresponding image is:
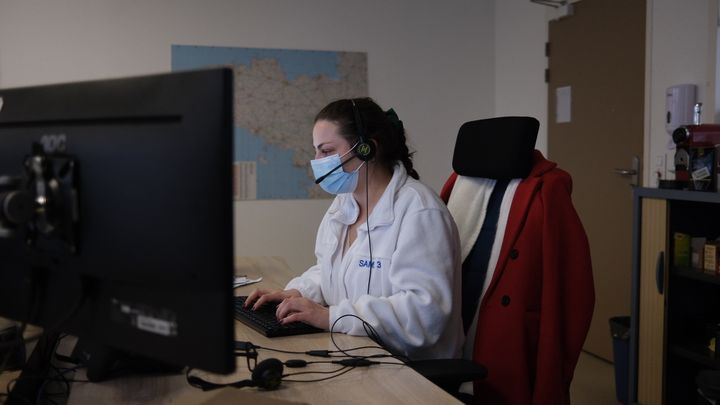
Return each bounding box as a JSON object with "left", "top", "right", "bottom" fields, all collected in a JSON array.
[{"left": 171, "top": 45, "right": 368, "bottom": 200}]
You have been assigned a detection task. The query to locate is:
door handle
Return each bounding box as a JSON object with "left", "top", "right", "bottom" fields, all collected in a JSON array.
[
  {"left": 613, "top": 156, "right": 640, "bottom": 186},
  {"left": 655, "top": 251, "right": 664, "bottom": 295}
]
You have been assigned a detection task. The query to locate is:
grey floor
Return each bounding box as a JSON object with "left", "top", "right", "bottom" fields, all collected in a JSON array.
[{"left": 571, "top": 351, "right": 619, "bottom": 404}]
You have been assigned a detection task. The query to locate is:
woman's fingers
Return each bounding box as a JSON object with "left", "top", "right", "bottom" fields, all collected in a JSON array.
[
  {"left": 245, "top": 289, "right": 286, "bottom": 309},
  {"left": 253, "top": 291, "right": 284, "bottom": 310},
  {"left": 276, "top": 298, "right": 329, "bottom": 330},
  {"left": 244, "top": 288, "right": 268, "bottom": 307}
]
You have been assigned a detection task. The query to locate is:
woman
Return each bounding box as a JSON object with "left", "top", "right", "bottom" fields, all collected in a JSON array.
[{"left": 245, "top": 98, "right": 462, "bottom": 360}]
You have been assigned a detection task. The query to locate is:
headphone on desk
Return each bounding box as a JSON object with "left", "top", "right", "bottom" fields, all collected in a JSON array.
[{"left": 186, "top": 358, "right": 284, "bottom": 391}]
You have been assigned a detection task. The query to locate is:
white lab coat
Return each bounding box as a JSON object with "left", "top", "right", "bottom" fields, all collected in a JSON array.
[{"left": 286, "top": 164, "right": 464, "bottom": 360}]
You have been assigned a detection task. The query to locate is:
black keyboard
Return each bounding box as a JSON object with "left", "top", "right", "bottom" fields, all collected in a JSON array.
[{"left": 234, "top": 296, "right": 324, "bottom": 338}]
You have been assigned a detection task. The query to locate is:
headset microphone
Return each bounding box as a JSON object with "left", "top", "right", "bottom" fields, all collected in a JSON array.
[{"left": 313, "top": 153, "right": 358, "bottom": 185}]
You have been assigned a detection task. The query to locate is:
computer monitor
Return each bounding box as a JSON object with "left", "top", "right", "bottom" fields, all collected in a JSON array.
[{"left": 0, "top": 68, "right": 236, "bottom": 380}]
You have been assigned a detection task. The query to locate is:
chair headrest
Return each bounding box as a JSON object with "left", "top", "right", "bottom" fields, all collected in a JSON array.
[{"left": 452, "top": 116, "right": 538, "bottom": 180}]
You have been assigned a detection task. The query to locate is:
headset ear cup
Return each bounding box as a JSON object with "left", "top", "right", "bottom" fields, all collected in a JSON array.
[
  {"left": 350, "top": 98, "right": 375, "bottom": 162},
  {"left": 252, "top": 358, "right": 284, "bottom": 390},
  {"left": 355, "top": 141, "right": 376, "bottom": 162}
]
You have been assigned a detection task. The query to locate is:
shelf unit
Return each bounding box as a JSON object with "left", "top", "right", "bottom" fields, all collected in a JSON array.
[
  {"left": 669, "top": 344, "right": 720, "bottom": 370},
  {"left": 670, "top": 267, "right": 720, "bottom": 286},
  {"left": 631, "top": 188, "right": 720, "bottom": 404}
]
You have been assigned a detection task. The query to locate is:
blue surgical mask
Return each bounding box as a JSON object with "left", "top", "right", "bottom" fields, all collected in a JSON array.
[{"left": 311, "top": 146, "right": 365, "bottom": 194}]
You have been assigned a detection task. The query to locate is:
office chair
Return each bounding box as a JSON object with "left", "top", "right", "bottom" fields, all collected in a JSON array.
[{"left": 436, "top": 117, "right": 594, "bottom": 405}]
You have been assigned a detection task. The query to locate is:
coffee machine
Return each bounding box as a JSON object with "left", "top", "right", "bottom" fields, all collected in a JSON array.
[{"left": 672, "top": 124, "right": 720, "bottom": 191}]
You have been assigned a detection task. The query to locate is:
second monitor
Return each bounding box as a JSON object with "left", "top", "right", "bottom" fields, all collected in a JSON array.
[{"left": 0, "top": 68, "right": 236, "bottom": 379}]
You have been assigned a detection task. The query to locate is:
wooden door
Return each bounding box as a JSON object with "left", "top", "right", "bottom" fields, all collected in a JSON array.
[
  {"left": 547, "top": 0, "right": 646, "bottom": 360},
  {"left": 637, "top": 198, "right": 667, "bottom": 405}
]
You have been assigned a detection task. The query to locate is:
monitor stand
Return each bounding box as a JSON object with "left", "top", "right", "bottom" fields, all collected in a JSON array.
[
  {"left": 5, "top": 332, "right": 58, "bottom": 405},
  {"left": 71, "top": 339, "right": 183, "bottom": 382}
]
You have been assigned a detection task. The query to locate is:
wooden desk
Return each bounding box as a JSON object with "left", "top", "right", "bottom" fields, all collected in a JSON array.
[{"left": 66, "top": 257, "right": 460, "bottom": 405}]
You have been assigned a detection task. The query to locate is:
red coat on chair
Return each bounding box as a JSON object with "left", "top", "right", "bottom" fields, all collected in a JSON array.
[{"left": 440, "top": 150, "right": 595, "bottom": 405}]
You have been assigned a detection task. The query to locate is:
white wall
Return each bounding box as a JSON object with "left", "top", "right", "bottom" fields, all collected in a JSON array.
[
  {"left": 0, "top": 0, "right": 496, "bottom": 271},
  {"left": 496, "top": 0, "right": 720, "bottom": 189},
  {"left": 494, "top": 0, "right": 549, "bottom": 155},
  {"left": 644, "top": 0, "right": 718, "bottom": 186}
]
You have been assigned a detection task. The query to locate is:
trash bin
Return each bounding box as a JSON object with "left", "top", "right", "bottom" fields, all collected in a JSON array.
[{"left": 609, "top": 316, "right": 630, "bottom": 405}]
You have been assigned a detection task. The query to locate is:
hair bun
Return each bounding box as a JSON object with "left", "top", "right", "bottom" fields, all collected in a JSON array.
[{"left": 385, "top": 108, "right": 404, "bottom": 133}]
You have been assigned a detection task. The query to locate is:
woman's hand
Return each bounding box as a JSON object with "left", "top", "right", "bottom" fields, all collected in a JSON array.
[
  {"left": 244, "top": 288, "right": 301, "bottom": 310},
  {"left": 276, "top": 297, "right": 330, "bottom": 330}
]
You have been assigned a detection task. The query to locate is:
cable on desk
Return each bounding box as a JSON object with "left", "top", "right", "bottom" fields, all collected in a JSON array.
[
  {"left": 282, "top": 366, "right": 356, "bottom": 383},
  {"left": 184, "top": 314, "right": 409, "bottom": 392},
  {"left": 329, "top": 314, "right": 410, "bottom": 364},
  {"left": 0, "top": 268, "right": 90, "bottom": 405},
  {"left": 4, "top": 332, "right": 88, "bottom": 405},
  {"left": 0, "top": 273, "right": 88, "bottom": 383},
  {"left": 251, "top": 343, "right": 399, "bottom": 360},
  {"left": 245, "top": 313, "right": 409, "bottom": 365},
  {"left": 35, "top": 364, "right": 85, "bottom": 405}
]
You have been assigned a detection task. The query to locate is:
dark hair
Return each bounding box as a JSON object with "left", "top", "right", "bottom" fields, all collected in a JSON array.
[{"left": 314, "top": 97, "right": 419, "bottom": 179}]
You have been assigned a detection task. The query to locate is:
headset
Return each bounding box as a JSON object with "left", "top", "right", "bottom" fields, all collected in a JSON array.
[
  {"left": 311, "top": 99, "right": 377, "bottom": 293},
  {"left": 186, "top": 316, "right": 406, "bottom": 392},
  {"left": 313, "top": 98, "right": 376, "bottom": 185},
  {"left": 350, "top": 98, "right": 376, "bottom": 162},
  {"left": 186, "top": 358, "right": 284, "bottom": 391}
]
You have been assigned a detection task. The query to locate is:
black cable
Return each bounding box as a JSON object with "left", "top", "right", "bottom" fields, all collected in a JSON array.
[
  {"left": 365, "top": 162, "right": 373, "bottom": 295},
  {"left": 0, "top": 273, "right": 87, "bottom": 379},
  {"left": 188, "top": 331, "right": 405, "bottom": 391},
  {"left": 35, "top": 358, "right": 70, "bottom": 405},
  {"left": 35, "top": 364, "right": 84, "bottom": 404},
  {"left": 251, "top": 344, "right": 393, "bottom": 359},
  {"left": 247, "top": 346, "right": 303, "bottom": 356},
  {"left": 45, "top": 364, "right": 69, "bottom": 399},
  {"left": 283, "top": 365, "right": 348, "bottom": 377},
  {"left": 0, "top": 248, "right": 84, "bottom": 404},
  {"left": 241, "top": 344, "right": 258, "bottom": 373},
  {"left": 4, "top": 332, "right": 86, "bottom": 405},
  {"left": 329, "top": 314, "right": 410, "bottom": 364},
  {"left": 333, "top": 345, "right": 381, "bottom": 352},
  {"left": 44, "top": 361, "right": 89, "bottom": 400},
  {"left": 329, "top": 314, "right": 379, "bottom": 358},
  {"left": 282, "top": 366, "right": 356, "bottom": 383}
]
